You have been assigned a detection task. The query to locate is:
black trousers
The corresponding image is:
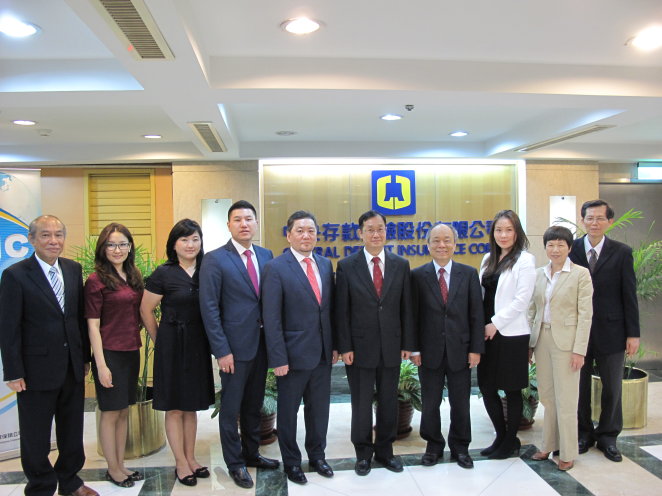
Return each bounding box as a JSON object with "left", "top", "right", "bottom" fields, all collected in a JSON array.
[
  {"left": 578, "top": 350, "right": 624, "bottom": 446},
  {"left": 276, "top": 360, "right": 331, "bottom": 467},
  {"left": 218, "top": 340, "right": 268, "bottom": 470},
  {"left": 17, "top": 363, "right": 85, "bottom": 496},
  {"left": 419, "top": 351, "right": 472, "bottom": 455},
  {"left": 345, "top": 362, "right": 399, "bottom": 461}
]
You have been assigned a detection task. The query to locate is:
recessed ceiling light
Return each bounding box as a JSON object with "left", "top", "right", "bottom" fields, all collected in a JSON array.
[
  {"left": 143, "top": 134, "right": 162, "bottom": 139},
  {"left": 12, "top": 120, "right": 37, "bottom": 126},
  {"left": 0, "top": 16, "right": 39, "bottom": 38},
  {"left": 280, "top": 17, "right": 321, "bottom": 35},
  {"left": 627, "top": 25, "right": 662, "bottom": 51},
  {"left": 449, "top": 130, "right": 469, "bottom": 137},
  {"left": 380, "top": 114, "right": 402, "bottom": 121},
  {"left": 275, "top": 130, "right": 297, "bottom": 136}
]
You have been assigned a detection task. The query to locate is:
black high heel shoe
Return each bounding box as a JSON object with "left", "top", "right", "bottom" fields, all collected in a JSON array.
[
  {"left": 480, "top": 436, "right": 504, "bottom": 457},
  {"left": 488, "top": 437, "right": 521, "bottom": 460},
  {"left": 105, "top": 471, "right": 135, "bottom": 488},
  {"left": 175, "top": 469, "right": 197, "bottom": 486}
]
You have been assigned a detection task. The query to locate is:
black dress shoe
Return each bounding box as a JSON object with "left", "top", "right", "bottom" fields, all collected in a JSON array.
[
  {"left": 246, "top": 454, "right": 280, "bottom": 469},
  {"left": 598, "top": 444, "right": 623, "bottom": 462},
  {"left": 175, "top": 469, "right": 197, "bottom": 487},
  {"left": 229, "top": 467, "right": 254, "bottom": 489},
  {"left": 578, "top": 438, "right": 594, "bottom": 454},
  {"left": 284, "top": 465, "right": 307, "bottom": 484},
  {"left": 310, "top": 459, "right": 334, "bottom": 477},
  {"left": 194, "top": 467, "right": 210, "bottom": 478},
  {"left": 105, "top": 471, "right": 134, "bottom": 488},
  {"left": 421, "top": 452, "right": 441, "bottom": 466},
  {"left": 451, "top": 453, "right": 474, "bottom": 469},
  {"left": 128, "top": 470, "right": 144, "bottom": 481},
  {"left": 375, "top": 456, "right": 404, "bottom": 473},
  {"left": 355, "top": 459, "right": 371, "bottom": 476}
]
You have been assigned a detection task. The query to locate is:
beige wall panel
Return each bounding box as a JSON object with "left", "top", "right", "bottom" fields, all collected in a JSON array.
[
  {"left": 153, "top": 168, "right": 173, "bottom": 260},
  {"left": 525, "top": 162, "right": 599, "bottom": 265},
  {"left": 172, "top": 161, "right": 260, "bottom": 244},
  {"left": 41, "top": 168, "right": 86, "bottom": 257}
]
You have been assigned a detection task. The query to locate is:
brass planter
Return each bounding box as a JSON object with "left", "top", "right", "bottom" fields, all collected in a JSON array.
[
  {"left": 96, "top": 398, "right": 166, "bottom": 459},
  {"left": 591, "top": 367, "right": 648, "bottom": 429}
]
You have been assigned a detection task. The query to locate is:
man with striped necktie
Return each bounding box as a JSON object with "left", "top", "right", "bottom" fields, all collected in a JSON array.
[{"left": 0, "top": 215, "right": 97, "bottom": 496}]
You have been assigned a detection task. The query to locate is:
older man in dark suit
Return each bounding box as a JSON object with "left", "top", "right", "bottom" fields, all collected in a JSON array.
[
  {"left": 570, "top": 199, "right": 640, "bottom": 462},
  {"left": 262, "top": 210, "right": 338, "bottom": 485},
  {"left": 199, "top": 200, "right": 278, "bottom": 489},
  {"left": 0, "top": 215, "right": 97, "bottom": 496},
  {"left": 411, "top": 223, "right": 484, "bottom": 469},
  {"left": 336, "top": 210, "right": 415, "bottom": 476}
]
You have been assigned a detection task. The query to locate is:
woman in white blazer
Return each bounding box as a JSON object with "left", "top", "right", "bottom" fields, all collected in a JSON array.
[
  {"left": 478, "top": 210, "right": 536, "bottom": 459},
  {"left": 528, "top": 226, "right": 593, "bottom": 471}
]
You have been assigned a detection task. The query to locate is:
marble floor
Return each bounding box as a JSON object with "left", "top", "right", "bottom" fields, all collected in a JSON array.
[{"left": 1, "top": 381, "right": 662, "bottom": 496}]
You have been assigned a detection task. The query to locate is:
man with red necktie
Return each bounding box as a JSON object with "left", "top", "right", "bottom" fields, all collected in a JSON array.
[
  {"left": 336, "top": 210, "right": 415, "bottom": 476},
  {"left": 262, "top": 210, "right": 338, "bottom": 485},
  {"left": 199, "top": 200, "right": 279, "bottom": 489}
]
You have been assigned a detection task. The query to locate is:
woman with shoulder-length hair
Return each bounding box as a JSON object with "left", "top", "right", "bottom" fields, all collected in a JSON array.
[
  {"left": 140, "top": 219, "right": 214, "bottom": 487},
  {"left": 528, "top": 226, "right": 593, "bottom": 471},
  {"left": 477, "top": 210, "right": 536, "bottom": 459},
  {"left": 85, "top": 223, "right": 144, "bottom": 488}
]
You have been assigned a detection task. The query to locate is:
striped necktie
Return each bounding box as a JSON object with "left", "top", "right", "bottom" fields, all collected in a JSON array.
[{"left": 49, "top": 266, "right": 65, "bottom": 312}]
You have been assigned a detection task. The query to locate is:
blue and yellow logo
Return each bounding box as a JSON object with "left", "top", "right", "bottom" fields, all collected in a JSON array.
[{"left": 371, "top": 170, "right": 416, "bottom": 215}]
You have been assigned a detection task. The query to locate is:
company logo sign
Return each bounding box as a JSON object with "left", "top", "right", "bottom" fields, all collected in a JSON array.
[{"left": 371, "top": 170, "right": 416, "bottom": 215}]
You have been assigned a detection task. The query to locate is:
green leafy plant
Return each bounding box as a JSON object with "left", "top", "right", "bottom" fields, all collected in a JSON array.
[
  {"left": 211, "top": 368, "right": 278, "bottom": 418},
  {"left": 521, "top": 362, "right": 539, "bottom": 422},
  {"left": 73, "top": 240, "right": 162, "bottom": 402},
  {"left": 625, "top": 342, "right": 659, "bottom": 379},
  {"left": 396, "top": 361, "right": 423, "bottom": 411}
]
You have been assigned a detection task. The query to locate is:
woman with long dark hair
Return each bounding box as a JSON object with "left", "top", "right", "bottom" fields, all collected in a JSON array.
[
  {"left": 477, "top": 210, "right": 536, "bottom": 459},
  {"left": 86, "top": 223, "right": 144, "bottom": 488},
  {"left": 140, "top": 219, "right": 214, "bottom": 487}
]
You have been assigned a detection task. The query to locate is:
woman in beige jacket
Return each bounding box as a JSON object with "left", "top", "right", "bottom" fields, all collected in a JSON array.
[{"left": 528, "top": 226, "right": 593, "bottom": 471}]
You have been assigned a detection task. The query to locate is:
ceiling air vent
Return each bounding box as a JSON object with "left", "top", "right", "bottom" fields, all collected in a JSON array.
[
  {"left": 188, "top": 122, "right": 228, "bottom": 153},
  {"left": 513, "top": 125, "right": 615, "bottom": 152},
  {"left": 95, "top": 0, "right": 174, "bottom": 60}
]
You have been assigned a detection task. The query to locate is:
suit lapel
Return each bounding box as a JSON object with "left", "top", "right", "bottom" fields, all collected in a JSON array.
[
  {"left": 573, "top": 237, "right": 589, "bottom": 266},
  {"left": 225, "top": 240, "right": 259, "bottom": 300},
  {"left": 550, "top": 269, "right": 570, "bottom": 300},
  {"left": 381, "top": 251, "right": 397, "bottom": 299},
  {"left": 423, "top": 262, "right": 444, "bottom": 307},
  {"left": 353, "top": 251, "right": 379, "bottom": 300},
  {"left": 313, "top": 253, "right": 331, "bottom": 306},
  {"left": 593, "top": 236, "right": 614, "bottom": 275},
  {"left": 447, "top": 263, "right": 463, "bottom": 306},
  {"left": 286, "top": 250, "right": 320, "bottom": 306},
  {"left": 27, "top": 255, "right": 63, "bottom": 314}
]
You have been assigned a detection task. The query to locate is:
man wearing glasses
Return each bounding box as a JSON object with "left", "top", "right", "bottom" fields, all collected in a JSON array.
[{"left": 570, "top": 200, "right": 640, "bottom": 463}]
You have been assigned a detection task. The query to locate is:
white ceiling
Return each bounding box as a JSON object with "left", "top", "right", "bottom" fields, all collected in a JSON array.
[{"left": 1, "top": 0, "right": 662, "bottom": 166}]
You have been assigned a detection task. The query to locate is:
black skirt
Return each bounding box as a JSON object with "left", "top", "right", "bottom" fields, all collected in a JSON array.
[
  {"left": 92, "top": 349, "right": 140, "bottom": 411},
  {"left": 477, "top": 332, "right": 529, "bottom": 391}
]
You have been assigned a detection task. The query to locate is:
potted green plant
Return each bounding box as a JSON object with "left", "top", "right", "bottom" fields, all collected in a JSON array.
[
  {"left": 212, "top": 368, "right": 278, "bottom": 445},
  {"left": 74, "top": 239, "right": 166, "bottom": 458}
]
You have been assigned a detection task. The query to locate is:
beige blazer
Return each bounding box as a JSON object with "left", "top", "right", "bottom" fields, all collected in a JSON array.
[{"left": 528, "top": 262, "right": 593, "bottom": 355}]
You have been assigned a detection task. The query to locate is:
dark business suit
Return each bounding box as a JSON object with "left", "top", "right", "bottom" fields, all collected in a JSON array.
[
  {"left": 0, "top": 255, "right": 89, "bottom": 496},
  {"left": 262, "top": 249, "right": 335, "bottom": 466},
  {"left": 335, "top": 250, "right": 415, "bottom": 461},
  {"left": 570, "top": 235, "right": 639, "bottom": 446},
  {"left": 199, "top": 239, "right": 273, "bottom": 470},
  {"left": 411, "top": 261, "right": 484, "bottom": 456}
]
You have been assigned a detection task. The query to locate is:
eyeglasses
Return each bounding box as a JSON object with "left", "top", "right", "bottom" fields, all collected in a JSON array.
[
  {"left": 584, "top": 216, "right": 609, "bottom": 224},
  {"left": 106, "top": 242, "right": 131, "bottom": 251}
]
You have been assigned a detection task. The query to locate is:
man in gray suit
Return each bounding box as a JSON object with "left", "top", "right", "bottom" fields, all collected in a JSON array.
[
  {"left": 0, "top": 215, "right": 98, "bottom": 496},
  {"left": 199, "top": 200, "right": 278, "bottom": 489}
]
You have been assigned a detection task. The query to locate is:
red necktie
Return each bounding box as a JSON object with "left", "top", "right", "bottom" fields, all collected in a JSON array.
[
  {"left": 244, "top": 250, "right": 259, "bottom": 296},
  {"left": 439, "top": 268, "right": 448, "bottom": 304},
  {"left": 303, "top": 258, "right": 321, "bottom": 304},
  {"left": 372, "top": 257, "right": 383, "bottom": 298}
]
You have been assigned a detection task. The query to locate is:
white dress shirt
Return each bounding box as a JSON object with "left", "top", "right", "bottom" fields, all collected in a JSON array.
[
  {"left": 364, "top": 248, "right": 385, "bottom": 280},
  {"left": 542, "top": 258, "right": 572, "bottom": 324},
  {"left": 291, "top": 248, "right": 322, "bottom": 297},
  {"left": 231, "top": 238, "right": 260, "bottom": 285}
]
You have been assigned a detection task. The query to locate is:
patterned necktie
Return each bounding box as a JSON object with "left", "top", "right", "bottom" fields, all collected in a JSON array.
[
  {"left": 588, "top": 248, "right": 598, "bottom": 273},
  {"left": 49, "top": 266, "right": 65, "bottom": 312},
  {"left": 244, "top": 250, "right": 259, "bottom": 296},
  {"left": 439, "top": 267, "right": 448, "bottom": 304},
  {"left": 372, "top": 257, "right": 383, "bottom": 298},
  {"left": 303, "top": 258, "right": 321, "bottom": 304}
]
